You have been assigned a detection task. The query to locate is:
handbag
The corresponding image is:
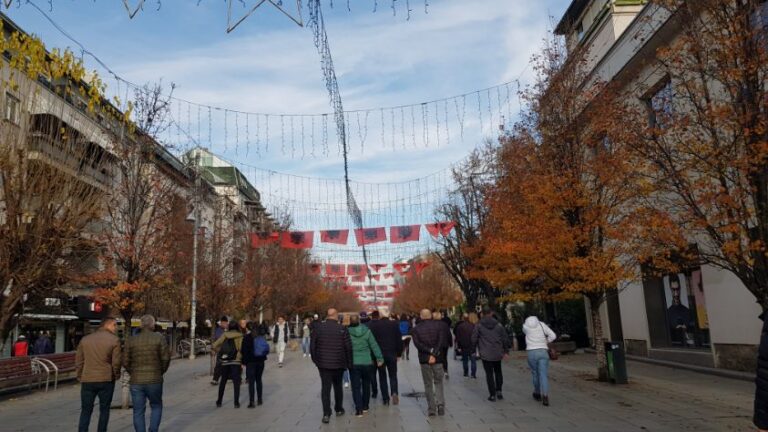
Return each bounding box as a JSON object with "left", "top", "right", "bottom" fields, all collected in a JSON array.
[{"left": 540, "top": 322, "right": 559, "bottom": 361}]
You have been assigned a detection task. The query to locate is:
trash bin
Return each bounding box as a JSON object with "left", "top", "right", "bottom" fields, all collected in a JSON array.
[{"left": 604, "top": 341, "right": 628, "bottom": 384}]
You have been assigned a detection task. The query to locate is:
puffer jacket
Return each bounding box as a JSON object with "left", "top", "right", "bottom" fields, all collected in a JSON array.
[
  {"left": 754, "top": 312, "right": 768, "bottom": 429},
  {"left": 522, "top": 316, "right": 556, "bottom": 351},
  {"left": 213, "top": 330, "right": 244, "bottom": 366},
  {"left": 310, "top": 319, "right": 353, "bottom": 370},
  {"left": 124, "top": 330, "right": 171, "bottom": 384},
  {"left": 471, "top": 316, "right": 511, "bottom": 362},
  {"left": 349, "top": 324, "right": 383, "bottom": 366}
]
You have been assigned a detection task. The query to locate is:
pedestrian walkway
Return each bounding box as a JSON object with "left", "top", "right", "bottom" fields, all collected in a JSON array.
[{"left": 0, "top": 349, "right": 753, "bottom": 431}]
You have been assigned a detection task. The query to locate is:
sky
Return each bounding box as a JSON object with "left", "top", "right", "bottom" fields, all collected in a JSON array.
[{"left": 3, "top": 0, "right": 572, "bottom": 263}]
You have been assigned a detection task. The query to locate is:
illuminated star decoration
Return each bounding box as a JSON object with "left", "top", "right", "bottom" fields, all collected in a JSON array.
[
  {"left": 227, "top": 0, "right": 303, "bottom": 33},
  {"left": 122, "top": 0, "right": 145, "bottom": 19}
]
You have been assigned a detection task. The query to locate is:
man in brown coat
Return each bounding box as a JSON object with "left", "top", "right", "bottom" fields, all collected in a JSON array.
[
  {"left": 124, "top": 315, "right": 171, "bottom": 432},
  {"left": 77, "top": 317, "right": 121, "bottom": 432}
]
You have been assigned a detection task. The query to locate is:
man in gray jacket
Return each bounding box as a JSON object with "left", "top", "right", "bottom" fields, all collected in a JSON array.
[{"left": 471, "top": 306, "right": 511, "bottom": 402}]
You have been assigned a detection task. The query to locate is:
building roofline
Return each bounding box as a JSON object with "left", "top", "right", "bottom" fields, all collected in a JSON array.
[{"left": 555, "top": 0, "right": 591, "bottom": 35}]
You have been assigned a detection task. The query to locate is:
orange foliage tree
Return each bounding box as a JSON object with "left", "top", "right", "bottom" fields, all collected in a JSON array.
[{"left": 393, "top": 258, "right": 464, "bottom": 315}]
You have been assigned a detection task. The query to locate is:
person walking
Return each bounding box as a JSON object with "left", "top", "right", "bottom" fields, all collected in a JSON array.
[
  {"left": 211, "top": 316, "right": 229, "bottom": 386},
  {"left": 76, "top": 318, "right": 121, "bottom": 432},
  {"left": 124, "top": 315, "right": 171, "bottom": 432},
  {"left": 213, "top": 321, "right": 244, "bottom": 408},
  {"left": 348, "top": 314, "right": 383, "bottom": 417},
  {"left": 12, "top": 335, "right": 29, "bottom": 357},
  {"left": 523, "top": 315, "right": 556, "bottom": 407},
  {"left": 433, "top": 310, "right": 452, "bottom": 379},
  {"left": 368, "top": 310, "right": 403, "bottom": 405},
  {"left": 399, "top": 315, "right": 412, "bottom": 361},
  {"left": 271, "top": 316, "right": 290, "bottom": 367},
  {"left": 411, "top": 309, "right": 448, "bottom": 417},
  {"left": 300, "top": 317, "right": 312, "bottom": 358},
  {"left": 241, "top": 322, "right": 269, "bottom": 408},
  {"left": 454, "top": 313, "right": 478, "bottom": 378},
  {"left": 310, "top": 308, "right": 353, "bottom": 424},
  {"left": 472, "top": 306, "right": 511, "bottom": 402}
]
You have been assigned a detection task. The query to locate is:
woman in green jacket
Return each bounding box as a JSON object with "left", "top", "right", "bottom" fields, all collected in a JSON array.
[
  {"left": 348, "top": 313, "right": 383, "bottom": 417},
  {"left": 213, "top": 321, "right": 244, "bottom": 408}
]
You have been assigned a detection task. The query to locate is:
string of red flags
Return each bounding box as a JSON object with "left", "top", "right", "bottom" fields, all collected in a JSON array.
[
  {"left": 249, "top": 222, "right": 455, "bottom": 249},
  {"left": 310, "top": 261, "right": 431, "bottom": 280}
]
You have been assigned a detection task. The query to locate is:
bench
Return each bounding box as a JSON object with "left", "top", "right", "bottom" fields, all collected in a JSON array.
[
  {"left": 0, "top": 357, "right": 35, "bottom": 393},
  {"left": 551, "top": 340, "right": 578, "bottom": 354}
]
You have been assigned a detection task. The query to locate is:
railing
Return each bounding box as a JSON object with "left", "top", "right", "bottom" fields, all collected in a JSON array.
[{"left": 30, "top": 357, "right": 58, "bottom": 392}]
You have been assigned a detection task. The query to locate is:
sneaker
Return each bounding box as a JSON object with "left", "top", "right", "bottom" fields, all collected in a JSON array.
[
  {"left": 215, "top": 401, "right": 222, "bottom": 408},
  {"left": 496, "top": 393, "right": 504, "bottom": 400},
  {"left": 392, "top": 394, "right": 399, "bottom": 405},
  {"left": 336, "top": 409, "right": 345, "bottom": 417},
  {"left": 362, "top": 408, "right": 369, "bottom": 413},
  {"left": 257, "top": 399, "right": 263, "bottom": 406},
  {"left": 533, "top": 392, "right": 542, "bottom": 402},
  {"left": 428, "top": 411, "right": 436, "bottom": 417},
  {"left": 234, "top": 402, "right": 240, "bottom": 408},
  {"left": 278, "top": 363, "right": 283, "bottom": 368},
  {"left": 344, "top": 382, "right": 349, "bottom": 388},
  {"left": 355, "top": 409, "right": 363, "bottom": 417},
  {"left": 487, "top": 395, "right": 496, "bottom": 402},
  {"left": 444, "top": 373, "right": 449, "bottom": 380},
  {"left": 322, "top": 415, "right": 330, "bottom": 424},
  {"left": 303, "top": 353, "right": 307, "bottom": 358},
  {"left": 542, "top": 396, "right": 550, "bottom": 407},
  {"left": 437, "top": 405, "right": 445, "bottom": 416},
  {"left": 471, "top": 375, "right": 477, "bottom": 379},
  {"left": 210, "top": 379, "right": 219, "bottom": 386},
  {"left": 463, "top": 374, "right": 468, "bottom": 378},
  {"left": 382, "top": 399, "right": 390, "bottom": 406},
  {"left": 247, "top": 402, "right": 255, "bottom": 409}
]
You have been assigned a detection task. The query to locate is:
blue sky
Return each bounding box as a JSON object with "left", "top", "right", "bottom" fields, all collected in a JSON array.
[{"left": 4, "top": 0, "right": 571, "bottom": 262}]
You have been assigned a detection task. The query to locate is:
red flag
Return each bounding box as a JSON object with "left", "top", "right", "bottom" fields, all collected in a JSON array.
[
  {"left": 320, "top": 229, "right": 349, "bottom": 245},
  {"left": 350, "top": 275, "right": 366, "bottom": 283},
  {"left": 250, "top": 232, "right": 279, "bottom": 248},
  {"left": 390, "top": 225, "right": 421, "bottom": 243},
  {"left": 371, "top": 274, "right": 381, "bottom": 281},
  {"left": 393, "top": 263, "right": 410, "bottom": 274},
  {"left": 280, "top": 231, "right": 314, "bottom": 249},
  {"left": 325, "top": 264, "right": 346, "bottom": 277},
  {"left": 308, "top": 263, "right": 322, "bottom": 275},
  {"left": 415, "top": 261, "right": 431, "bottom": 275},
  {"left": 354, "top": 227, "right": 387, "bottom": 246},
  {"left": 425, "top": 221, "right": 456, "bottom": 238},
  {"left": 370, "top": 264, "right": 387, "bottom": 272},
  {"left": 383, "top": 272, "right": 394, "bottom": 279},
  {"left": 347, "top": 264, "right": 367, "bottom": 277}
]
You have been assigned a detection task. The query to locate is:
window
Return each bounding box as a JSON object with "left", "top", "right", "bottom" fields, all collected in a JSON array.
[
  {"left": 576, "top": 21, "right": 585, "bottom": 41},
  {"left": 646, "top": 80, "right": 674, "bottom": 129},
  {"left": 4, "top": 92, "right": 20, "bottom": 124}
]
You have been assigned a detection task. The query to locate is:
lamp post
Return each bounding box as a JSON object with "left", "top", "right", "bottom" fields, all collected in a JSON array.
[{"left": 189, "top": 153, "right": 201, "bottom": 360}]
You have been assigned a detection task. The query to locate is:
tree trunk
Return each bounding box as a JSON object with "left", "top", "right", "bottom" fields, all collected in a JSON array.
[{"left": 588, "top": 295, "right": 609, "bottom": 382}]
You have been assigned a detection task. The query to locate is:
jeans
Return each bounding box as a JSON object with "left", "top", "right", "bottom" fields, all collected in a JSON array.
[
  {"left": 79, "top": 381, "right": 115, "bottom": 432},
  {"left": 461, "top": 352, "right": 477, "bottom": 377},
  {"left": 217, "top": 364, "right": 241, "bottom": 405},
  {"left": 350, "top": 365, "right": 373, "bottom": 411},
  {"left": 301, "top": 337, "right": 310, "bottom": 355},
  {"left": 318, "top": 368, "right": 344, "bottom": 416},
  {"left": 376, "top": 354, "right": 398, "bottom": 399},
  {"left": 527, "top": 349, "right": 550, "bottom": 396},
  {"left": 419, "top": 363, "right": 445, "bottom": 413},
  {"left": 245, "top": 361, "right": 265, "bottom": 403},
  {"left": 130, "top": 383, "right": 163, "bottom": 432},
  {"left": 482, "top": 360, "right": 503, "bottom": 396},
  {"left": 343, "top": 369, "right": 350, "bottom": 385}
]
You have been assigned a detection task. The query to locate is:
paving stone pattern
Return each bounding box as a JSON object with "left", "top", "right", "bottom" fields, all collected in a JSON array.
[{"left": 0, "top": 349, "right": 753, "bottom": 431}]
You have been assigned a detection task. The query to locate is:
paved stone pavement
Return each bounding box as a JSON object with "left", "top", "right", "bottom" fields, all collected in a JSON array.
[{"left": 0, "top": 349, "right": 754, "bottom": 431}]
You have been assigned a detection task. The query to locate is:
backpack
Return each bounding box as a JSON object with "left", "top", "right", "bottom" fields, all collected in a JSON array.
[
  {"left": 253, "top": 336, "right": 269, "bottom": 358},
  {"left": 218, "top": 337, "right": 238, "bottom": 361}
]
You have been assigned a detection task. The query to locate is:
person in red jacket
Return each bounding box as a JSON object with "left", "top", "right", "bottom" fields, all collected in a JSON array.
[{"left": 12, "top": 335, "right": 29, "bottom": 357}]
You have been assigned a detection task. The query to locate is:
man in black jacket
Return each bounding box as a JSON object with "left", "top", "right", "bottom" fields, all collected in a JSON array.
[
  {"left": 472, "top": 306, "right": 511, "bottom": 402},
  {"left": 368, "top": 310, "right": 404, "bottom": 405},
  {"left": 310, "top": 308, "right": 353, "bottom": 424},
  {"left": 412, "top": 308, "right": 448, "bottom": 417}
]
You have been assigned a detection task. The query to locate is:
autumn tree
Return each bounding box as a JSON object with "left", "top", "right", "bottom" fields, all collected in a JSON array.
[
  {"left": 0, "top": 30, "right": 108, "bottom": 347},
  {"left": 392, "top": 258, "right": 463, "bottom": 314},
  {"left": 95, "top": 83, "right": 179, "bottom": 328},
  {"left": 476, "top": 35, "right": 646, "bottom": 380}
]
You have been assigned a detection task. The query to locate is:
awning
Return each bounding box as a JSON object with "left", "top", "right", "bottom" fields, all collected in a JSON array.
[{"left": 17, "top": 313, "right": 79, "bottom": 321}]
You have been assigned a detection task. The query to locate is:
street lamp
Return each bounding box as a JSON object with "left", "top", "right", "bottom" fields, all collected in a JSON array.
[{"left": 188, "top": 153, "right": 201, "bottom": 360}]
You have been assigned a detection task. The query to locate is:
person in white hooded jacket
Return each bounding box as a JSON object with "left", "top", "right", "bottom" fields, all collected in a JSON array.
[{"left": 522, "top": 316, "right": 556, "bottom": 406}]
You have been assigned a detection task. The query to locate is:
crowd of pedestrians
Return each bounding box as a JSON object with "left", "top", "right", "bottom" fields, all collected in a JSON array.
[{"left": 74, "top": 307, "right": 557, "bottom": 429}]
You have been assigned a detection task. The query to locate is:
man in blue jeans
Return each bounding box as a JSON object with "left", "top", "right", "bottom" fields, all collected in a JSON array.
[
  {"left": 76, "top": 318, "right": 122, "bottom": 432},
  {"left": 124, "top": 315, "right": 171, "bottom": 432}
]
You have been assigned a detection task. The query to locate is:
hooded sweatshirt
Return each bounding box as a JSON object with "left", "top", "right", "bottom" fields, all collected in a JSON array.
[
  {"left": 522, "top": 316, "right": 556, "bottom": 351},
  {"left": 348, "top": 324, "right": 383, "bottom": 366},
  {"left": 471, "top": 316, "right": 511, "bottom": 362}
]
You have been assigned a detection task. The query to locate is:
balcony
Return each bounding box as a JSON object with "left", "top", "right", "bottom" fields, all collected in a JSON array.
[{"left": 27, "top": 131, "right": 114, "bottom": 189}]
